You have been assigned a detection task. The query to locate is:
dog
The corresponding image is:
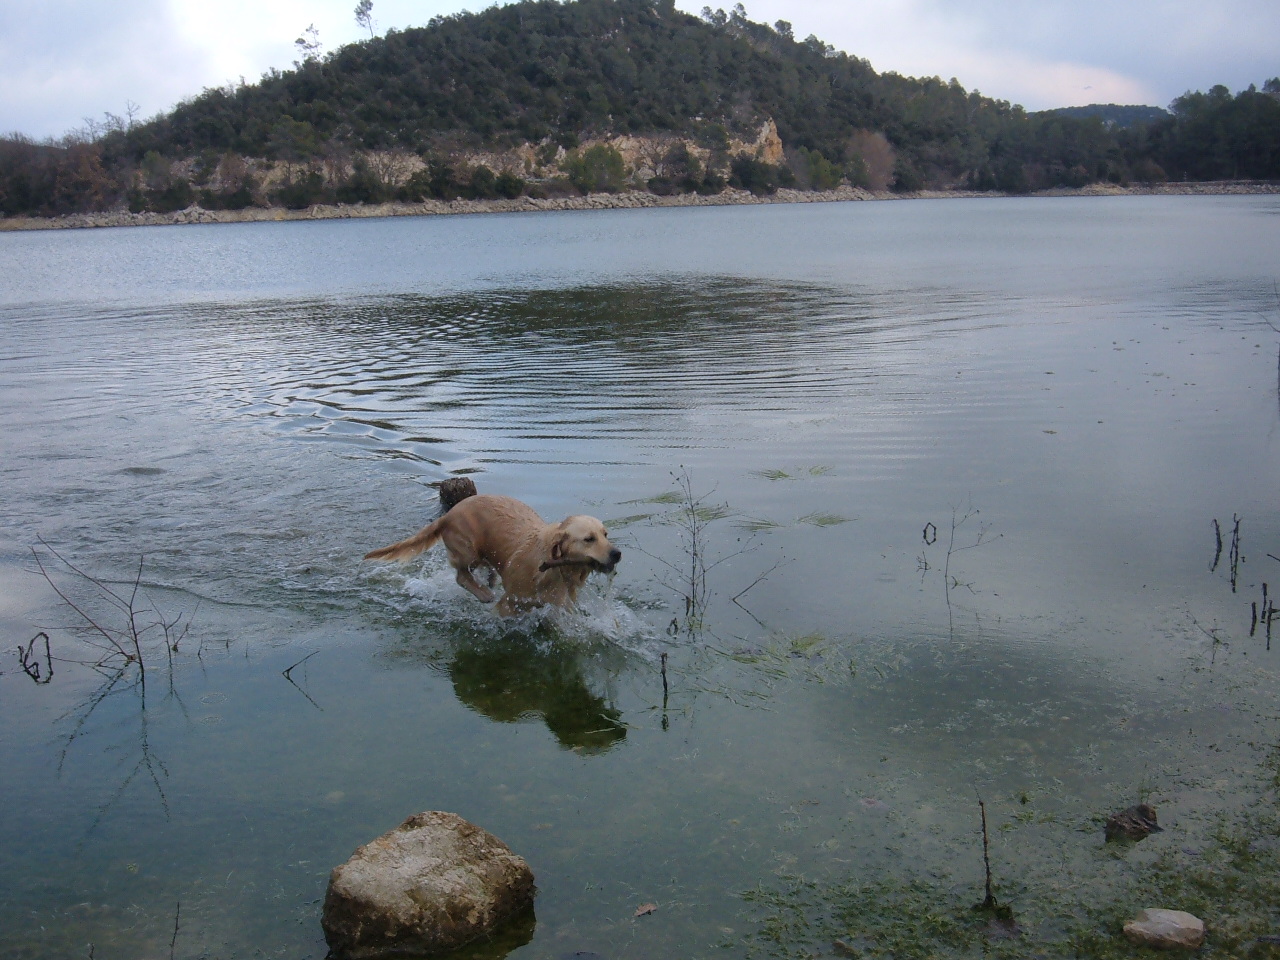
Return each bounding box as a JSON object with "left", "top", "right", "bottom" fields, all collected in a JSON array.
[{"left": 364, "top": 488, "right": 621, "bottom": 616}]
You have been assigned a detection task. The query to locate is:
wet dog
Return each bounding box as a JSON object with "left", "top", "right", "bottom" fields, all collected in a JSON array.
[{"left": 364, "top": 488, "right": 621, "bottom": 616}]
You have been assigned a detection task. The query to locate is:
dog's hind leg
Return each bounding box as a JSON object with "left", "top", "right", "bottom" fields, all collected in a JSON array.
[
  {"left": 442, "top": 539, "right": 495, "bottom": 603},
  {"left": 454, "top": 565, "right": 496, "bottom": 603}
]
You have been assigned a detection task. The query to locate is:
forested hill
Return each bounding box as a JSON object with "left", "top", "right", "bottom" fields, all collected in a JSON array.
[
  {"left": 3, "top": 0, "right": 1280, "bottom": 217},
  {"left": 120, "top": 0, "right": 1016, "bottom": 190}
]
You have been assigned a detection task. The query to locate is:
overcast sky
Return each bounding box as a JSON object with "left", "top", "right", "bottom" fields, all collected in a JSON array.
[{"left": 1, "top": 0, "right": 1277, "bottom": 141}]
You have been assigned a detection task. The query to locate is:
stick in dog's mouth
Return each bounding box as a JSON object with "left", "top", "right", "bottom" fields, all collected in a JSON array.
[{"left": 539, "top": 557, "right": 618, "bottom": 573}]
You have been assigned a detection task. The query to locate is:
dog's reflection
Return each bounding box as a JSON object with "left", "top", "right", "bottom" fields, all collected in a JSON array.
[{"left": 447, "top": 638, "right": 626, "bottom": 755}]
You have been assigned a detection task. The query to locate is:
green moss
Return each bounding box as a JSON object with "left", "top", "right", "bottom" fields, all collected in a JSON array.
[{"left": 739, "top": 757, "right": 1280, "bottom": 959}]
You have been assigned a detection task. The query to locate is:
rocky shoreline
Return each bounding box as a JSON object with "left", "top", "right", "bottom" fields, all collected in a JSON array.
[{"left": 2, "top": 181, "right": 1276, "bottom": 232}]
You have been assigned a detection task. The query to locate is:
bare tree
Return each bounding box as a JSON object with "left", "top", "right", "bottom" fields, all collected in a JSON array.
[
  {"left": 294, "top": 24, "right": 322, "bottom": 65},
  {"left": 847, "top": 129, "right": 896, "bottom": 191},
  {"left": 365, "top": 148, "right": 415, "bottom": 191}
]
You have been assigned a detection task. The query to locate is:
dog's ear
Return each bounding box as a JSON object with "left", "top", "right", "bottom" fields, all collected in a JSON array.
[{"left": 550, "top": 530, "right": 568, "bottom": 560}]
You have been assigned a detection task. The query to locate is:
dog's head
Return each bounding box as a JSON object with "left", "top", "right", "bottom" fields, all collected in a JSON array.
[{"left": 550, "top": 515, "right": 622, "bottom": 573}]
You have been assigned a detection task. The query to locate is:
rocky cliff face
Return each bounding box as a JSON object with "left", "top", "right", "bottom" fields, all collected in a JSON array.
[{"left": 178, "top": 119, "right": 789, "bottom": 199}]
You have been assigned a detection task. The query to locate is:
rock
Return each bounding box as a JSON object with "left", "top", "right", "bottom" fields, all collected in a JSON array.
[
  {"left": 1123, "top": 909, "right": 1206, "bottom": 949},
  {"left": 1106, "top": 803, "right": 1162, "bottom": 841},
  {"left": 322, "top": 811, "right": 536, "bottom": 959}
]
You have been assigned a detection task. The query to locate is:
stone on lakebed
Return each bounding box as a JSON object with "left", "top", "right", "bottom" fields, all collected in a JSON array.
[
  {"left": 1123, "top": 908, "right": 1206, "bottom": 950},
  {"left": 322, "top": 811, "right": 535, "bottom": 959}
]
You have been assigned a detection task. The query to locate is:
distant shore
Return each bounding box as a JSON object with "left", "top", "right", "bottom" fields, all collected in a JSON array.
[{"left": 2, "top": 180, "right": 1276, "bottom": 232}]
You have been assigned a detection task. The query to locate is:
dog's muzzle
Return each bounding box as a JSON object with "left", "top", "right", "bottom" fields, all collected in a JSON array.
[{"left": 595, "top": 548, "right": 622, "bottom": 573}]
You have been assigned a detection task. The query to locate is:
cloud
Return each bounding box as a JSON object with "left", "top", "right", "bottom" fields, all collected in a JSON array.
[
  {"left": 0, "top": 0, "right": 212, "bottom": 138},
  {"left": 678, "top": 0, "right": 1280, "bottom": 110},
  {"left": 0, "top": 0, "right": 472, "bottom": 139}
]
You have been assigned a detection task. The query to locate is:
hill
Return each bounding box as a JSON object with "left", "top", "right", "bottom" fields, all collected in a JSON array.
[
  {"left": 1039, "top": 104, "right": 1170, "bottom": 128},
  {"left": 2, "top": 0, "right": 1279, "bottom": 217}
]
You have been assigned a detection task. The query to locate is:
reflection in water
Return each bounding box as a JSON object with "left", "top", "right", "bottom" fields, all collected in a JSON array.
[
  {"left": 448, "top": 637, "right": 626, "bottom": 755},
  {"left": 170, "top": 278, "right": 993, "bottom": 477},
  {"left": 448, "top": 905, "right": 536, "bottom": 960}
]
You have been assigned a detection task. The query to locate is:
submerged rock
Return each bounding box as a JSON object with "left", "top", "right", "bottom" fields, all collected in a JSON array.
[
  {"left": 322, "top": 811, "right": 535, "bottom": 959},
  {"left": 1106, "top": 803, "right": 1162, "bottom": 841},
  {"left": 1123, "top": 909, "right": 1205, "bottom": 949}
]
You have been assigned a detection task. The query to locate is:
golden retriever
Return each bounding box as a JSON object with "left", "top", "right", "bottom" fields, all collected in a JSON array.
[{"left": 364, "top": 494, "right": 621, "bottom": 616}]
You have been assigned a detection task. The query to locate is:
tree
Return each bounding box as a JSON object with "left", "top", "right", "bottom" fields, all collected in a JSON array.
[
  {"left": 294, "top": 24, "right": 322, "bottom": 66},
  {"left": 354, "top": 0, "right": 375, "bottom": 39}
]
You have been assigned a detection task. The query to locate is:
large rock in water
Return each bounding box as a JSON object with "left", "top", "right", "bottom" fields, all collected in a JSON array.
[{"left": 322, "top": 811, "right": 535, "bottom": 959}]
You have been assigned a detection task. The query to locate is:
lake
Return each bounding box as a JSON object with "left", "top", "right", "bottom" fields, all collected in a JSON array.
[{"left": 2, "top": 195, "right": 1280, "bottom": 959}]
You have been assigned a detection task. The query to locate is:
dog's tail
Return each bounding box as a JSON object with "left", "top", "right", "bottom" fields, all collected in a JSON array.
[
  {"left": 365, "top": 479, "right": 478, "bottom": 563},
  {"left": 364, "top": 518, "right": 444, "bottom": 563}
]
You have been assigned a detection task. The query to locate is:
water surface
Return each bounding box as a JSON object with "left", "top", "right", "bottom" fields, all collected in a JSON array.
[{"left": 2, "top": 196, "right": 1279, "bottom": 958}]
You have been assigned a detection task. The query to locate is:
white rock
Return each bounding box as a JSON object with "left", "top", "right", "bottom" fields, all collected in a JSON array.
[{"left": 1123, "top": 909, "right": 1206, "bottom": 949}]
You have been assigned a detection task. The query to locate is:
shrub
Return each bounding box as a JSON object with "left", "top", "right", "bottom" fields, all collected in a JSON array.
[
  {"left": 1132, "top": 159, "right": 1167, "bottom": 183},
  {"left": 793, "top": 146, "right": 842, "bottom": 190},
  {"left": 495, "top": 170, "right": 525, "bottom": 198},
  {"left": 562, "top": 145, "right": 627, "bottom": 193},
  {"left": 728, "top": 155, "right": 782, "bottom": 195},
  {"left": 467, "top": 164, "right": 498, "bottom": 199},
  {"left": 275, "top": 170, "right": 328, "bottom": 209},
  {"left": 526, "top": 177, "right": 580, "bottom": 199},
  {"left": 696, "top": 171, "right": 726, "bottom": 195},
  {"left": 148, "top": 177, "right": 195, "bottom": 212},
  {"left": 335, "top": 158, "right": 388, "bottom": 204},
  {"left": 891, "top": 157, "right": 923, "bottom": 193}
]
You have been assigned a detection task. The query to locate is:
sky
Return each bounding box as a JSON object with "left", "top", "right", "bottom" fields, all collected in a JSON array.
[{"left": 1, "top": 0, "right": 1277, "bottom": 141}]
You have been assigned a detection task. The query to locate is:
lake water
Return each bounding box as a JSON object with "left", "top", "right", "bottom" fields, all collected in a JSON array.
[{"left": 2, "top": 196, "right": 1280, "bottom": 959}]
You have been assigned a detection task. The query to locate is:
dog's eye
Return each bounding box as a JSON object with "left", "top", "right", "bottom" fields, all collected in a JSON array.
[{"left": 584, "top": 534, "right": 597, "bottom": 543}]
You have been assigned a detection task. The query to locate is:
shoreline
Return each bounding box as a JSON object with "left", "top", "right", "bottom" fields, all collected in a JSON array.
[{"left": 2, "top": 180, "right": 1277, "bottom": 233}]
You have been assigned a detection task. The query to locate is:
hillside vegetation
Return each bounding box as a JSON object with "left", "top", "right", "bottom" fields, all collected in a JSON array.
[{"left": 2, "top": 0, "right": 1279, "bottom": 217}]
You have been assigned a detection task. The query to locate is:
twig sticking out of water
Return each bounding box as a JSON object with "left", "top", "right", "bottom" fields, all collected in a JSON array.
[
  {"left": 1188, "top": 611, "right": 1226, "bottom": 665},
  {"left": 970, "top": 793, "right": 1017, "bottom": 933},
  {"left": 31, "top": 540, "right": 193, "bottom": 685},
  {"left": 18, "top": 631, "right": 52, "bottom": 683},
  {"left": 978, "top": 796, "right": 995, "bottom": 911},
  {"left": 282, "top": 651, "right": 323, "bottom": 710},
  {"left": 169, "top": 901, "right": 180, "bottom": 960},
  {"left": 920, "top": 506, "right": 1001, "bottom": 639},
  {"left": 1229, "top": 515, "right": 1242, "bottom": 593},
  {"left": 638, "top": 468, "right": 759, "bottom": 636},
  {"left": 1211, "top": 518, "right": 1223, "bottom": 572},
  {"left": 31, "top": 543, "right": 196, "bottom": 820},
  {"left": 660, "top": 652, "right": 669, "bottom": 731},
  {"left": 1255, "top": 582, "right": 1277, "bottom": 650}
]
